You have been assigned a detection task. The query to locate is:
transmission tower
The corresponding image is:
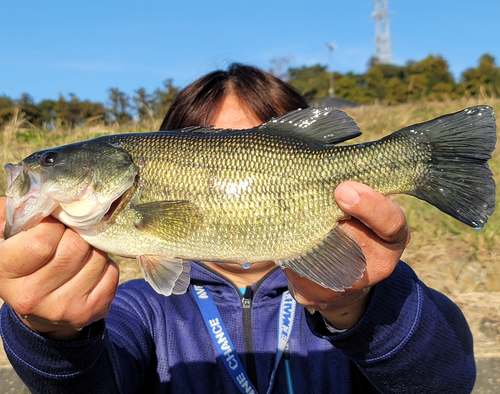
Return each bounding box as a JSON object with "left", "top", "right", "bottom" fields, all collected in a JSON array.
[{"left": 372, "top": 0, "right": 391, "bottom": 64}]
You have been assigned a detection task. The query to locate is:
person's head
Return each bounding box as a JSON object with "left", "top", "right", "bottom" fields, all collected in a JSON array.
[{"left": 159, "top": 63, "right": 308, "bottom": 131}]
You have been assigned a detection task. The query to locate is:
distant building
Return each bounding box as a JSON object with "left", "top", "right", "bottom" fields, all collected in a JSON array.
[{"left": 309, "top": 96, "right": 361, "bottom": 109}]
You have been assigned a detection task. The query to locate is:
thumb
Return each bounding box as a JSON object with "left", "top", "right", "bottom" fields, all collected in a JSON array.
[{"left": 335, "top": 181, "right": 409, "bottom": 245}]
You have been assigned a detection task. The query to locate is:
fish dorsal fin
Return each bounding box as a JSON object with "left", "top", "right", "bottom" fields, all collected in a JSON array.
[
  {"left": 138, "top": 255, "right": 191, "bottom": 296},
  {"left": 175, "top": 125, "right": 239, "bottom": 135},
  {"left": 176, "top": 125, "right": 217, "bottom": 134},
  {"left": 277, "top": 225, "right": 366, "bottom": 291},
  {"left": 260, "top": 107, "right": 361, "bottom": 145},
  {"left": 132, "top": 200, "right": 202, "bottom": 238}
]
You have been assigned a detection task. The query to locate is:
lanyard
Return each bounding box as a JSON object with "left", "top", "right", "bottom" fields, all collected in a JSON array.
[{"left": 191, "top": 285, "right": 297, "bottom": 394}]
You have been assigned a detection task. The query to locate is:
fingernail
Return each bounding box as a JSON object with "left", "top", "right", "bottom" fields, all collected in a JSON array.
[
  {"left": 319, "top": 302, "right": 328, "bottom": 310},
  {"left": 338, "top": 186, "right": 360, "bottom": 206}
]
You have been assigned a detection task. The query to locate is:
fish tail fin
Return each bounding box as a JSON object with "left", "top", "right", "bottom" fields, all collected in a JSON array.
[{"left": 403, "top": 105, "right": 497, "bottom": 228}]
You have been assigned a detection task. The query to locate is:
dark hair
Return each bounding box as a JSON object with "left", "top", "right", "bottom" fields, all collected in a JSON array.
[{"left": 159, "top": 63, "right": 308, "bottom": 130}]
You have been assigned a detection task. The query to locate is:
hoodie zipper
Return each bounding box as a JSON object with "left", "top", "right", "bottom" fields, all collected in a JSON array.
[
  {"left": 194, "top": 262, "right": 281, "bottom": 392},
  {"left": 242, "top": 285, "right": 258, "bottom": 390}
]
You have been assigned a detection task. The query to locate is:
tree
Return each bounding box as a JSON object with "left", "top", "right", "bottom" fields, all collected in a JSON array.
[
  {"left": 287, "top": 65, "right": 330, "bottom": 101},
  {"left": 363, "top": 66, "right": 386, "bottom": 101},
  {"left": 461, "top": 54, "right": 500, "bottom": 97},
  {"left": 134, "top": 88, "right": 154, "bottom": 122},
  {"left": 406, "top": 55, "right": 455, "bottom": 96},
  {"left": 54, "top": 94, "right": 108, "bottom": 127},
  {"left": 407, "top": 74, "right": 428, "bottom": 101},
  {"left": 153, "top": 79, "right": 178, "bottom": 119},
  {"left": 38, "top": 99, "right": 57, "bottom": 128},
  {"left": 383, "top": 77, "right": 408, "bottom": 104},
  {"left": 335, "top": 73, "right": 370, "bottom": 104},
  {"left": 0, "top": 96, "right": 14, "bottom": 127},
  {"left": 16, "top": 93, "right": 41, "bottom": 125},
  {"left": 269, "top": 57, "right": 293, "bottom": 80},
  {"left": 108, "top": 88, "right": 132, "bottom": 124}
]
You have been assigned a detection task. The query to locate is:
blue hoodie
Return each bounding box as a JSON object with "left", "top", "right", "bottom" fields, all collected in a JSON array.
[{"left": 0, "top": 261, "right": 475, "bottom": 393}]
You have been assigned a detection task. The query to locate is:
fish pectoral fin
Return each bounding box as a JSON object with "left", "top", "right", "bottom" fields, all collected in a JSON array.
[
  {"left": 132, "top": 200, "right": 202, "bottom": 238},
  {"left": 138, "top": 255, "right": 191, "bottom": 296},
  {"left": 277, "top": 225, "right": 366, "bottom": 292}
]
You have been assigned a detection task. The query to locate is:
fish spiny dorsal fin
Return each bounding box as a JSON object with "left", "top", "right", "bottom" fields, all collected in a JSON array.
[
  {"left": 259, "top": 107, "right": 362, "bottom": 145},
  {"left": 176, "top": 125, "right": 218, "bottom": 134},
  {"left": 175, "top": 125, "right": 245, "bottom": 134}
]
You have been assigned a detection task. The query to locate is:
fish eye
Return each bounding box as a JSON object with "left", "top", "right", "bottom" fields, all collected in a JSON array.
[{"left": 40, "top": 152, "right": 58, "bottom": 167}]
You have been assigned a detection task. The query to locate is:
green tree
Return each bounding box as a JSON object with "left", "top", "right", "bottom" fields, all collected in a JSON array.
[
  {"left": 383, "top": 77, "right": 408, "bottom": 104},
  {"left": 0, "top": 96, "right": 14, "bottom": 127},
  {"left": 407, "top": 74, "right": 428, "bottom": 101},
  {"left": 335, "top": 73, "right": 370, "bottom": 104},
  {"left": 406, "top": 55, "right": 455, "bottom": 97},
  {"left": 153, "top": 79, "right": 178, "bottom": 118},
  {"left": 38, "top": 100, "right": 57, "bottom": 128},
  {"left": 287, "top": 65, "right": 330, "bottom": 101},
  {"left": 54, "top": 94, "right": 108, "bottom": 127},
  {"left": 134, "top": 88, "right": 154, "bottom": 122},
  {"left": 461, "top": 54, "right": 500, "bottom": 97},
  {"left": 363, "top": 66, "right": 386, "bottom": 101},
  {"left": 108, "top": 88, "right": 132, "bottom": 124},
  {"left": 17, "top": 93, "right": 41, "bottom": 125},
  {"left": 428, "top": 82, "right": 454, "bottom": 101}
]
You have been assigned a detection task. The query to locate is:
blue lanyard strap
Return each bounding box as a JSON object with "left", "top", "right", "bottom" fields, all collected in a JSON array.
[
  {"left": 266, "top": 290, "right": 297, "bottom": 394},
  {"left": 191, "top": 285, "right": 297, "bottom": 394}
]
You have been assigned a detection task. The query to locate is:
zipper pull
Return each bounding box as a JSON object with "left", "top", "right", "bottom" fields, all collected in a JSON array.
[
  {"left": 242, "top": 285, "right": 253, "bottom": 308},
  {"left": 284, "top": 341, "right": 291, "bottom": 360}
]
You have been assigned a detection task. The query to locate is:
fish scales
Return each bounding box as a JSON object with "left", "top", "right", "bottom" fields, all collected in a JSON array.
[
  {"left": 98, "top": 128, "right": 426, "bottom": 262},
  {"left": 102, "top": 131, "right": 340, "bottom": 262}
]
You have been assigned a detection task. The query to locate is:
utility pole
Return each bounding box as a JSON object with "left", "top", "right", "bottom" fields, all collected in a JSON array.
[
  {"left": 325, "top": 43, "right": 336, "bottom": 98},
  {"left": 372, "top": 0, "right": 391, "bottom": 64}
]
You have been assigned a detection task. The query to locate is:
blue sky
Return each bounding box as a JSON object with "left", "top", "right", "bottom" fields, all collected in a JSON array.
[{"left": 1, "top": 0, "right": 499, "bottom": 104}]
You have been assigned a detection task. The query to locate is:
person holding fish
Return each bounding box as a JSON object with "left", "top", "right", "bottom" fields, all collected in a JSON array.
[{"left": 0, "top": 63, "right": 490, "bottom": 393}]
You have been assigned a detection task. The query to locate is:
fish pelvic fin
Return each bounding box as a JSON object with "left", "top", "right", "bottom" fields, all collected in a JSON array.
[
  {"left": 132, "top": 200, "right": 202, "bottom": 238},
  {"left": 401, "top": 105, "right": 496, "bottom": 228},
  {"left": 277, "top": 225, "right": 366, "bottom": 292},
  {"left": 138, "top": 255, "right": 191, "bottom": 296}
]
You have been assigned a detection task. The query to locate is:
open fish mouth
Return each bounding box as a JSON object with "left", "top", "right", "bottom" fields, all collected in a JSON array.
[{"left": 3, "top": 163, "right": 58, "bottom": 238}]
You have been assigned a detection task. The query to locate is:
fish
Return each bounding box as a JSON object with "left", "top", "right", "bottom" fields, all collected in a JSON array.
[{"left": 3, "top": 106, "right": 497, "bottom": 296}]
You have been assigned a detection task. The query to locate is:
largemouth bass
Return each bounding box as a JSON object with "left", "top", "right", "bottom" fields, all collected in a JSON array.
[{"left": 3, "top": 106, "right": 496, "bottom": 296}]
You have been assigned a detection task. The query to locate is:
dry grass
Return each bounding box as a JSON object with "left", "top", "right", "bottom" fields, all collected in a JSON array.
[{"left": 1, "top": 98, "right": 499, "bottom": 360}]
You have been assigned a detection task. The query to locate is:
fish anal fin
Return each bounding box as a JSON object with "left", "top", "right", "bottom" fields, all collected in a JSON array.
[
  {"left": 277, "top": 225, "right": 366, "bottom": 292},
  {"left": 138, "top": 255, "right": 191, "bottom": 296},
  {"left": 132, "top": 200, "right": 202, "bottom": 238}
]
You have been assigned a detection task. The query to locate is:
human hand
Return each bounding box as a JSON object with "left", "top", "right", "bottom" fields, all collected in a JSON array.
[
  {"left": 284, "top": 181, "right": 411, "bottom": 329},
  {"left": 0, "top": 197, "right": 119, "bottom": 340}
]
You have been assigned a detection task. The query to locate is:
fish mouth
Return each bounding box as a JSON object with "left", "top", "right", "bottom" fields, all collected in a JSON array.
[
  {"left": 102, "top": 195, "right": 123, "bottom": 222},
  {"left": 4, "top": 163, "right": 58, "bottom": 238}
]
